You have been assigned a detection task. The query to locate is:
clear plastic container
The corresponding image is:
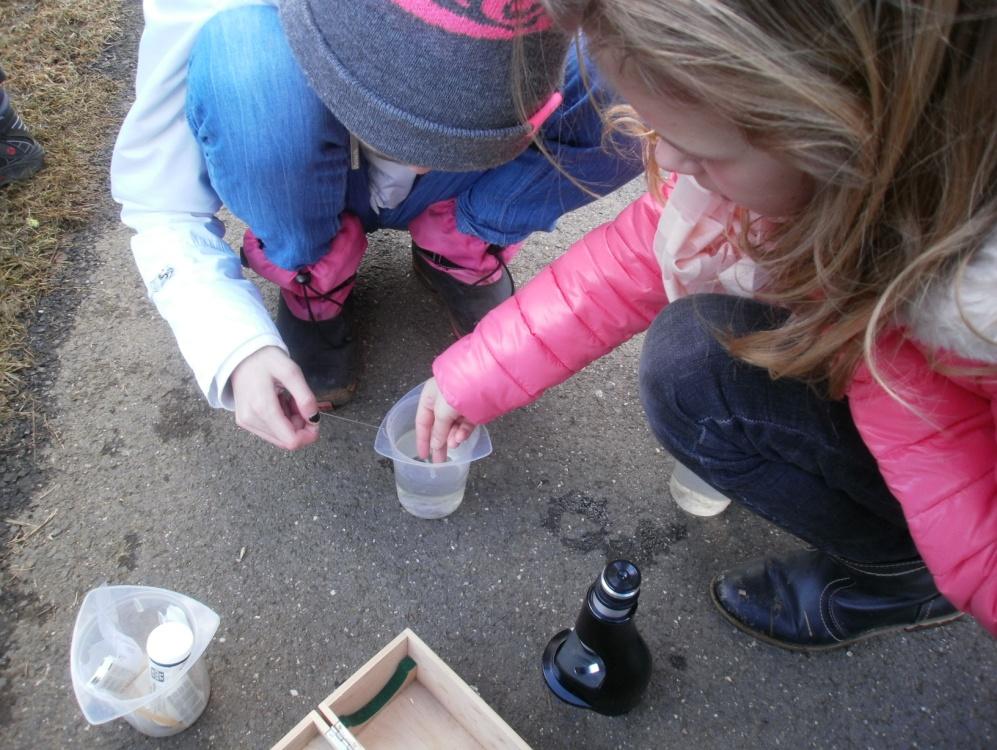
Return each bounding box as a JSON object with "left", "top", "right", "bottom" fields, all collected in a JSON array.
[
  {"left": 70, "top": 585, "right": 218, "bottom": 737},
  {"left": 375, "top": 383, "right": 492, "bottom": 519},
  {"left": 669, "top": 461, "right": 732, "bottom": 517}
]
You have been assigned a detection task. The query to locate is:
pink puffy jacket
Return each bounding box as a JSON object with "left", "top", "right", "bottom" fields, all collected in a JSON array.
[{"left": 433, "top": 178, "right": 997, "bottom": 636}]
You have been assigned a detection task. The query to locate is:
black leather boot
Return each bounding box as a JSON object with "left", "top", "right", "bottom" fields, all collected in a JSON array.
[
  {"left": 276, "top": 294, "right": 358, "bottom": 408},
  {"left": 412, "top": 242, "right": 515, "bottom": 337},
  {"left": 711, "top": 549, "right": 961, "bottom": 651}
]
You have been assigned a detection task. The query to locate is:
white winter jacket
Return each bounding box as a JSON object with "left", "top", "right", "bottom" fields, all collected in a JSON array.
[{"left": 111, "top": 0, "right": 280, "bottom": 409}]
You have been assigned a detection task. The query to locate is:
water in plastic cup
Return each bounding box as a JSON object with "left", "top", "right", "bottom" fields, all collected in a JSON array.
[
  {"left": 375, "top": 383, "right": 492, "bottom": 519},
  {"left": 390, "top": 429, "right": 468, "bottom": 518}
]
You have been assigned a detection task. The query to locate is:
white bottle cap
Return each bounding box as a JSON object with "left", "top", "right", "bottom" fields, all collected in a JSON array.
[{"left": 146, "top": 621, "right": 194, "bottom": 667}]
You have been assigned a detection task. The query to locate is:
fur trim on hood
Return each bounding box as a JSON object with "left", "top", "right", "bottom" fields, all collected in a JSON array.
[{"left": 906, "top": 231, "right": 997, "bottom": 364}]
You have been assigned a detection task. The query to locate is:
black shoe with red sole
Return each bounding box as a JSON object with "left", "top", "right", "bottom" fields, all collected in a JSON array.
[{"left": 0, "top": 104, "right": 44, "bottom": 185}]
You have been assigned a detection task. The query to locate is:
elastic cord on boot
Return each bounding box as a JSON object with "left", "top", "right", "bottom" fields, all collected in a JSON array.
[
  {"left": 415, "top": 244, "right": 516, "bottom": 295},
  {"left": 293, "top": 270, "right": 356, "bottom": 359},
  {"left": 482, "top": 244, "right": 516, "bottom": 295},
  {"left": 295, "top": 269, "right": 355, "bottom": 321}
]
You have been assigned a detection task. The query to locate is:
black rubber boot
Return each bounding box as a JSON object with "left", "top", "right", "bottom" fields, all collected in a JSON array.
[
  {"left": 276, "top": 294, "right": 358, "bottom": 408},
  {"left": 0, "top": 84, "right": 45, "bottom": 185},
  {"left": 711, "top": 549, "right": 961, "bottom": 652},
  {"left": 412, "top": 242, "right": 515, "bottom": 337}
]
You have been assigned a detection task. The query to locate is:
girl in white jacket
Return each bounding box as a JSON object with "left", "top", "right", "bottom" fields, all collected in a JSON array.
[{"left": 111, "top": 0, "right": 640, "bottom": 449}]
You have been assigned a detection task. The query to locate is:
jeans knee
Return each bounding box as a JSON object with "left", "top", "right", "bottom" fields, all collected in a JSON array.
[
  {"left": 190, "top": 7, "right": 285, "bottom": 105},
  {"left": 640, "top": 296, "right": 731, "bottom": 396},
  {"left": 638, "top": 295, "right": 736, "bottom": 453},
  {"left": 187, "top": 6, "right": 341, "bottom": 169}
]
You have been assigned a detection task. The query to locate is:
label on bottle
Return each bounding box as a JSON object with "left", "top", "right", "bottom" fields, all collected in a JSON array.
[
  {"left": 147, "top": 658, "right": 205, "bottom": 726},
  {"left": 149, "top": 675, "right": 206, "bottom": 725}
]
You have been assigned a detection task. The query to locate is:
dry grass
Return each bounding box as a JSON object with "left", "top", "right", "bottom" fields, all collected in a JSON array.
[{"left": 0, "top": 0, "right": 125, "bottom": 424}]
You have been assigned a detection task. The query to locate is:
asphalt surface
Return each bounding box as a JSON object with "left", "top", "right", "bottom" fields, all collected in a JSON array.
[{"left": 1, "top": 12, "right": 995, "bottom": 750}]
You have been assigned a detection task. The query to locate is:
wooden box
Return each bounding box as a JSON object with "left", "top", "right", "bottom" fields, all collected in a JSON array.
[
  {"left": 272, "top": 629, "right": 531, "bottom": 750},
  {"left": 271, "top": 711, "right": 334, "bottom": 750}
]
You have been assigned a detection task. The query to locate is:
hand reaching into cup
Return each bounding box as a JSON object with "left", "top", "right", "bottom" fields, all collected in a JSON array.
[{"left": 415, "top": 378, "right": 477, "bottom": 463}]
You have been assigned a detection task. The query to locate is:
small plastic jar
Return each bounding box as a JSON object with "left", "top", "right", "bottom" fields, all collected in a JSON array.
[{"left": 131, "top": 621, "right": 210, "bottom": 736}]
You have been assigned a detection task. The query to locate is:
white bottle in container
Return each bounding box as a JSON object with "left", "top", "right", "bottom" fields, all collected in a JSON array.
[{"left": 144, "top": 620, "right": 210, "bottom": 731}]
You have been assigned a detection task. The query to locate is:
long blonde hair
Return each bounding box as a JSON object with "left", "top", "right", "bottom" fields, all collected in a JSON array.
[{"left": 543, "top": 0, "right": 997, "bottom": 397}]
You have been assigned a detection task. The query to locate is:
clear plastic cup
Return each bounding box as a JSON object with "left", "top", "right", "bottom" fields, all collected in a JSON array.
[
  {"left": 669, "top": 462, "right": 732, "bottom": 517},
  {"left": 375, "top": 383, "right": 492, "bottom": 519},
  {"left": 70, "top": 585, "right": 218, "bottom": 737}
]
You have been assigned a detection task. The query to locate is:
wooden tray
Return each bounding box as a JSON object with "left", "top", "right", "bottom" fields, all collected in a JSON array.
[
  {"left": 271, "top": 710, "right": 334, "bottom": 750},
  {"left": 272, "top": 629, "right": 530, "bottom": 750}
]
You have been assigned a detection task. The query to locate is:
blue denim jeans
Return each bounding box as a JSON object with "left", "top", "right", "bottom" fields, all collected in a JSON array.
[
  {"left": 185, "top": 5, "right": 641, "bottom": 271},
  {"left": 638, "top": 294, "right": 920, "bottom": 564}
]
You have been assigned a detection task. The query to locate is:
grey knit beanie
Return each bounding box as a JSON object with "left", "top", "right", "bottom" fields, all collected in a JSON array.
[{"left": 279, "top": 1, "right": 570, "bottom": 171}]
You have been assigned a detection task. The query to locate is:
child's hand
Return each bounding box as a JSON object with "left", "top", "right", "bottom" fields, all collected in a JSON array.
[
  {"left": 415, "top": 378, "right": 476, "bottom": 463},
  {"left": 230, "top": 346, "right": 321, "bottom": 451}
]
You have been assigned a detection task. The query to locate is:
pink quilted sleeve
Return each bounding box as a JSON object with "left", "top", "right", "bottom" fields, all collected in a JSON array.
[
  {"left": 433, "top": 192, "right": 667, "bottom": 425},
  {"left": 848, "top": 332, "right": 997, "bottom": 636}
]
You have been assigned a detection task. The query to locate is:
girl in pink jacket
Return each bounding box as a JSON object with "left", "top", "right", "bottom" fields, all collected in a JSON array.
[{"left": 415, "top": 0, "right": 997, "bottom": 650}]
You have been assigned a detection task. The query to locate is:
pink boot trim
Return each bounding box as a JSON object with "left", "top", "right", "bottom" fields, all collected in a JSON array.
[
  {"left": 242, "top": 214, "right": 368, "bottom": 321},
  {"left": 409, "top": 198, "right": 523, "bottom": 285}
]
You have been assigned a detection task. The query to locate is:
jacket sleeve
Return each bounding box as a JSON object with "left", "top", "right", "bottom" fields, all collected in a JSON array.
[
  {"left": 111, "top": 0, "right": 282, "bottom": 409},
  {"left": 433, "top": 192, "right": 667, "bottom": 424},
  {"left": 848, "top": 332, "right": 997, "bottom": 635}
]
